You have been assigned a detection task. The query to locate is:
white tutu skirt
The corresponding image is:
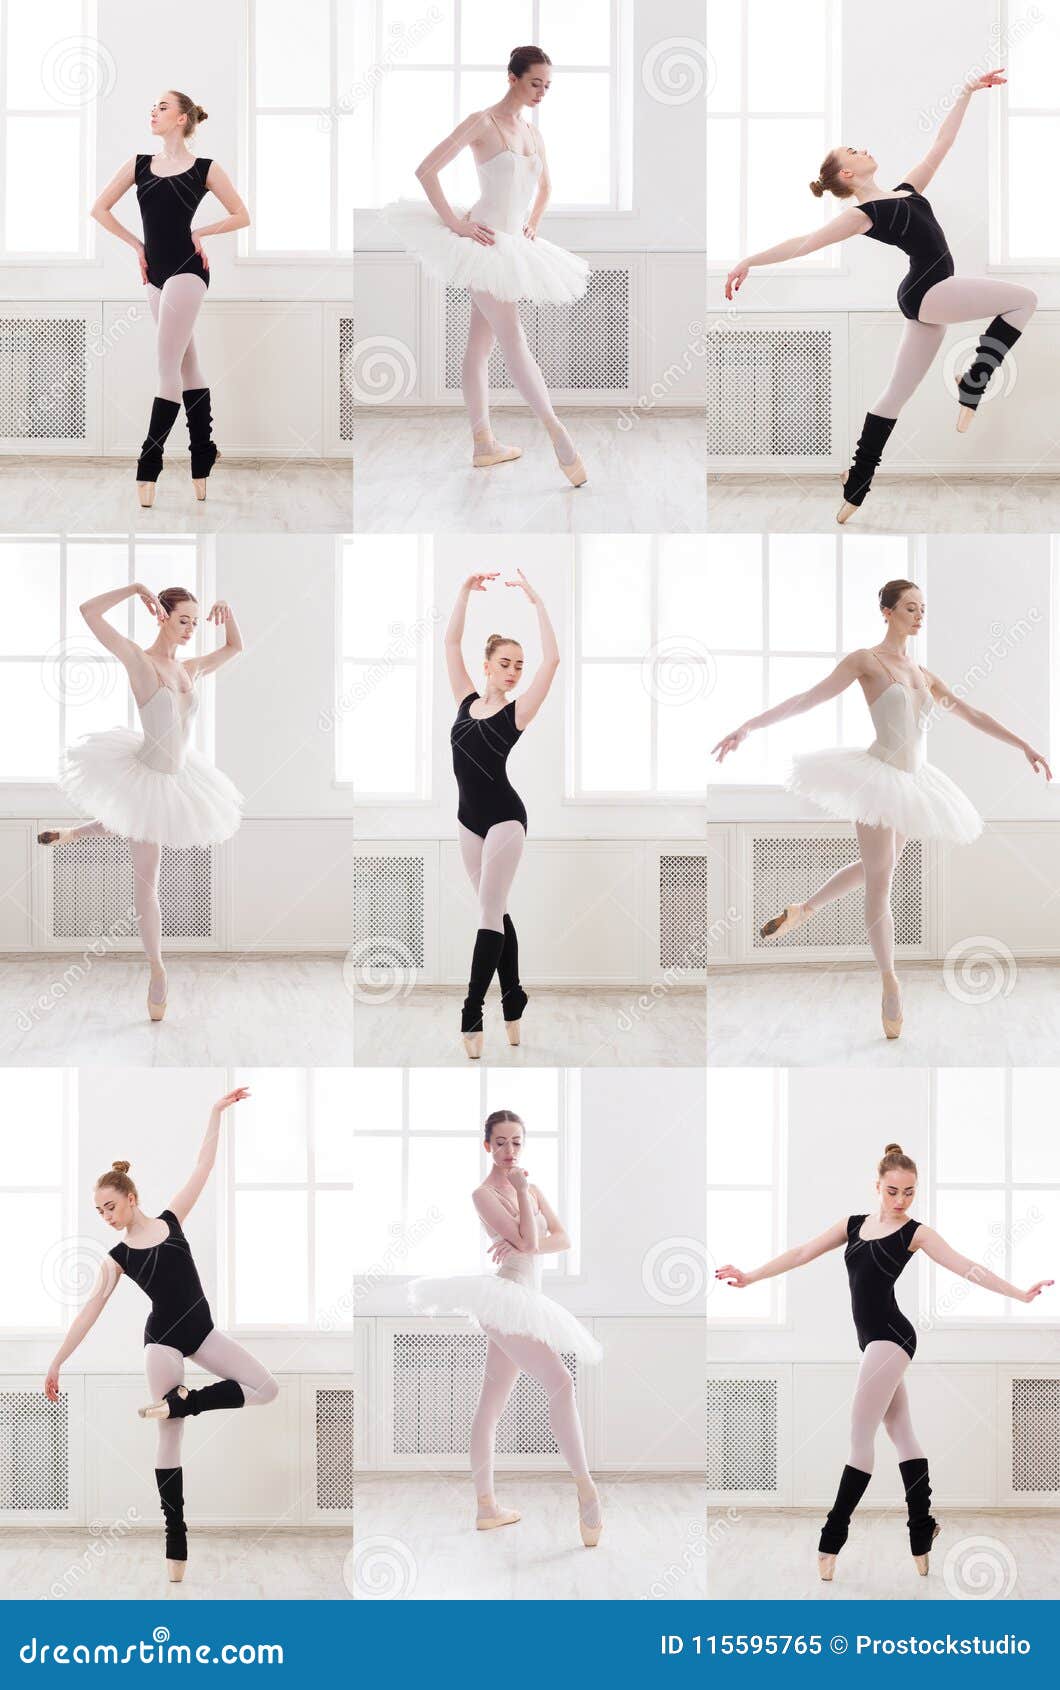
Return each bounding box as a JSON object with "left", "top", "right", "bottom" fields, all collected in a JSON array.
[
  {"left": 59, "top": 731, "right": 244, "bottom": 848},
  {"left": 786, "top": 750, "right": 982, "bottom": 844},
  {"left": 379, "top": 200, "right": 589, "bottom": 304},
  {"left": 408, "top": 1274, "right": 602, "bottom": 1363}
]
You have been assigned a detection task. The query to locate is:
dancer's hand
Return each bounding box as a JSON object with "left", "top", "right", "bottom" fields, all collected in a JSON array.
[
  {"left": 1021, "top": 1279, "right": 1054, "bottom": 1304},
  {"left": 213, "top": 1086, "right": 250, "bottom": 1112},
  {"left": 455, "top": 217, "right": 495, "bottom": 246},
  {"left": 507, "top": 1166, "right": 529, "bottom": 1191},
  {"left": 44, "top": 1365, "right": 61, "bottom": 1403},
  {"left": 714, "top": 1263, "right": 750, "bottom": 1288},
  {"left": 965, "top": 70, "right": 1006, "bottom": 93},
  {"left": 207, "top": 601, "right": 232, "bottom": 626},
  {"left": 725, "top": 262, "right": 749, "bottom": 301},
  {"left": 1023, "top": 744, "right": 1052, "bottom": 781},
  {"left": 136, "top": 585, "right": 167, "bottom": 622},
  {"left": 463, "top": 572, "right": 499, "bottom": 594},
  {"left": 191, "top": 232, "right": 209, "bottom": 271},
  {"left": 711, "top": 725, "right": 748, "bottom": 762},
  {"left": 523, "top": 222, "right": 538, "bottom": 241},
  {"left": 506, "top": 568, "right": 538, "bottom": 604},
  {"left": 488, "top": 1238, "right": 516, "bottom": 1263},
  {"left": 135, "top": 241, "right": 148, "bottom": 284}
]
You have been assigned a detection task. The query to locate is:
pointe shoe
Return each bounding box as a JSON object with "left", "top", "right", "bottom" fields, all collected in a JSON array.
[
  {"left": 760, "top": 902, "right": 812, "bottom": 940},
  {"left": 462, "top": 1031, "right": 483, "bottom": 1060},
  {"left": 148, "top": 978, "right": 168, "bottom": 1023},
  {"left": 139, "top": 1386, "right": 187, "bottom": 1420},
  {"left": 472, "top": 439, "right": 522, "bottom": 468},
  {"left": 37, "top": 828, "right": 75, "bottom": 847},
  {"left": 167, "top": 1560, "right": 187, "bottom": 1582},
  {"left": 138, "top": 482, "right": 157, "bottom": 508},
  {"left": 476, "top": 1508, "right": 521, "bottom": 1531},
  {"left": 836, "top": 472, "right": 859, "bottom": 525},
  {"left": 881, "top": 981, "right": 903, "bottom": 1040},
  {"left": 578, "top": 1489, "right": 603, "bottom": 1548},
  {"left": 561, "top": 453, "right": 588, "bottom": 487},
  {"left": 956, "top": 405, "right": 975, "bottom": 433},
  {"left": 913, "top": 1522, "right": 941, "bottom": 1576},
  {"left": 818, "top": 1552, "right": 837, "bottom": 1582},
  {"left": 505, "top": 1019, "right": 522, "bottom": 1047}
]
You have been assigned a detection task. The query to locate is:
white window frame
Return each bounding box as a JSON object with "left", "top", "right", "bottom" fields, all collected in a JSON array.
[
  {"left": 0, "top": 535, "right": 211, "bottom": 788},
  {"left": 221, "top": 1068, "right": 353, "bottom": 1335},
  {"left": 0, "top": 1070, "right": 77, "bottom": 1335},
  {"left": 707, "top": 533, "right": 923, "bottom": 793},
  {"left": 1051, "top": 536, "right": 1060, "bottom": 768},
  {"left": 357, "top": 0, "right": 634, "bottom": 217},
  {"left": 926, "top": 1068, "right": 1058, "bottom": 1330},
  {"left": 353, "top": 1068, "right": 582, "bottom": 1284},
  {"left": 344, "top": 533, "right": 434, "bottom": 802},
  {"left": 706, "top": 1068, "right": 787, "bottom": 1329},
  {"left": 0, "top": 0, "right": 99, "bottom": 264},
  {"left": 706, "top": 0, "right": 842, "bottom": 274},
  {"left": 242, "top": 0, "right": 353, "bottom": 261},
  {"left": 568, "top": 534, "right": 714, "bottom": 804},
  {"left": 990, "top": 0, "right": 1060, "bottom": 269}
]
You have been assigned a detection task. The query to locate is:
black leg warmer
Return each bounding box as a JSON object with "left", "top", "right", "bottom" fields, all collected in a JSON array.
[
  {"left": 155, "top": 1466, "right": 187, "bottom": 1561},
  {"left": 899, "top": 1456, "right": 939, "bottom": 1557},
  {"left": 182, "top": 386, "right": 219, "bottom": 478},
  {"left": 842, "top": 412, "right": 897, "bottom": 507},
  {"left": 818, "top": 1463, "right": 872, "bottom": 1555},
  {"left": 164, "top": 1378, "right": 246, "bottom": 1419},
  {"left": 460, "top": 927, "right": 505, "bottom": 1033},
  {"left": 957, "top": 315, "right": 1023, "bottom": 409},
  {"left": 496, "top": 913, "right": 528, "bottom": 1023},
  {"left": 136, "top": 397, "right": 182, "bottom": 482}
]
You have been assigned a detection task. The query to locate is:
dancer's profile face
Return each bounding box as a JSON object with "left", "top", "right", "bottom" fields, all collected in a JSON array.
[
  {"left": 877, "top": 1174, "right": 916, "bottom": 1215},
  {"left": 510, "top": 68, "right": 551, "bottom": 107},
  {"left": 94, "top": 1185, "right": 136, "bottom": 1230},
  {"left": 150, "top": 94, "right": 183, "bottom": 138},
  {"left": 837, "top": 146, "right": 877, "bottom": 180},
  {"left": 885, "top": 590, "right": 925, "bottom": 636},
  {"left": 485, "top": 643, "right": 523, "bottom": 690},
  {"left": 487, "top": 1127, "right": 524, "bottom": 1168}
]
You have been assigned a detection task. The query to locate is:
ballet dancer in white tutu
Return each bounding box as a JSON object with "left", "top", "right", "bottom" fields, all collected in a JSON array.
[
  {"left": 712, "top": 578, "right": 1051, "bottom": 1040},
  {"left": 39, "top": 582, "right": 243, "bottom": 1021},
  {"left": 381, "top": 44, "right": 589, "bottom": 485},
  {"left": 409, "top": 1108, "right": 603, "bottom": 1546}
]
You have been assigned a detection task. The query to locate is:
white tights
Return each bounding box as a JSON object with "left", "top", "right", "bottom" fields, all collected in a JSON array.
[
  {"left": 463, "top": 291, "right": 575, "bottom": 464},
  {"left": 63, "top": 820, "right": 165, "bottom": 994},
  {"left": 872, "top": 277, "right": 1037, "bottom": 418},
  {"left": 848, "top": 1339, "right": 925, "bottom": 1473},
  {"left": 145, "top": 1332, "right": 279, "bottom": 1466},
  {"left": 470, "top": 1328, "right": 597, "bottom": 1521},
  {"left": 458, "top": 820, "right": 526, "bottom": 933},
  {"left": 803, "top": 824, "right": 908, "bottom": 982},
  {"left": 146, "top": 276, "right": 208, "bottom": 402}
]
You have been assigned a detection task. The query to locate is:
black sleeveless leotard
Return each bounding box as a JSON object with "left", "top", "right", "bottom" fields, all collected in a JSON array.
[
  {"left": 859, "top": 183, "right": 953, "bottom": 322},
  {"left": 450, "top": 692, "right": 528, "bottom": 838},
  {"left": 109, "top": 1209, "right": 214, "bottom": 1356},
  {"left": 135, "top": 154, "right": 213, "bottom": 289},
  {"left": 844, "top": 1213, "right": 921, "bottom": 1358}
]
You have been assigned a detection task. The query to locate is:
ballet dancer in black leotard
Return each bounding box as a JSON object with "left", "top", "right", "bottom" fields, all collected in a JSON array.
[
  {"left": 724, "top": 68, "right": 1038, "bottom": 520},
  {"left": 714, "top": 1144, "right": 1053, "bottom": 1584},
  {"left": 44, "top": 1089, "right": 279, "bottom": 1584},
  {"left": 445, "top": 569, "right": 559, "bottom": 1060},
  {"left": 90, "top": 90, "right": 250, "bottom": 506}
]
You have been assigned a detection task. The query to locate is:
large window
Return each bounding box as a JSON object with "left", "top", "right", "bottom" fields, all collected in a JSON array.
[
  {"left": 0, "top": 1, "right": 98, "bottom": 260},
  {"left": 248, "top": 0, "right": 354, "bottom": 255},
  {"left": 929, "top": 1069, "right": 1058, "bottom": 1326},
  {"left": 705, "top": 533, "right": 920, "bottom": 786},
  {"left": 0, "top": 1072, "right": 76, "bottom": 1331},
  {"left": 353, "top": 1067, "right": 580, "bottom": 1279},
  {"left": 573, "top": 535, "right": 712, "bottom": 800},
  {"left": 997, "top": 1, "right": 1060, "bottom": 263},
  {"left": 0, "top": 537, "right": 205, "bottom": 783},
  {"left": 706, "top": 1068, "right": 786, "bottom": 1326},
  {"left": 344, "top": 535, "right": 433, "bottom": 798},
  {"left": 707, "top": 0, "right": 841, "bottom": 270},
  {"left": 225, "top": 1069, "right": 353, "bottom": 1331},
  {"left": 355, "top": 0, "right": 627, "bottom": 212}
]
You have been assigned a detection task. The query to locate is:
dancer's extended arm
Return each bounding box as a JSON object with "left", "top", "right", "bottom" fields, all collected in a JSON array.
[
  {"left": 715, "top": 1219, "right": 849, "bottom": 1288},
  {"left": 89, "top": 157, "right": 146, "bottom": 279},
  {"left": 900, "top": 72, "right": 1005, "bottom": 192},
  {"left": 445, "top": 573, "right": 498, "bottom": 702},
  {"left": 414, "top": 114, "right": 496, "bottom": 244},
  {"left": 168, "top": 1088, "right": 249, "bottom": 1223},
  {"left": 79, "top": 582, "right": 163, "bottom": 695},
  {"left": 44, "top": 1257, "right": 123, "bottom": 1397},
  {"left": 712, "top": 651, "right": 868, "bottom": 761},
  {"left": 511, "top": 570, "right": 559, "bottom": 728},
  {"left": 185, "top": 602, "right": 244, "bottom": 678},
  {"left": 912, "top": 1225, "right": 1053, "bottom": 1304},
  {"left": 922, "top": 669, "right": 1051, "bottom": 780},
  {"left": 725, "top": 207, "right": 869, "bottom": 298}
]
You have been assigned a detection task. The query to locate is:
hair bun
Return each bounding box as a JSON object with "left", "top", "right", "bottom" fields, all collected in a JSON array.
[
  {"left": 112, "top": 1159, "right": 131, "bottom": 1174},
  {"left": 809, "top": 178, "right": 825, "bottom": 197},
  {"left": 195, "top": 105, "right": 208, "bottom": 124},
  {"left": 487, "top": 631, "right": 501, "bottom": 642},
  {"left": 883, "top": 1142, "right": 903, "bottom": 1155}
]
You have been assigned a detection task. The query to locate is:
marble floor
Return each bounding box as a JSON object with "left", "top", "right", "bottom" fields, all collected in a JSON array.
[
  {"left": 0, "top": 953, "right": 351, "bottom": 1065},
  {"left": 707, "top": 960, "right": 1060, "bottom": 1066},
  {"left": 355, "top": 410, "right": 707, "bottom": 533},
  {"left": 706, "top": 473, "right": 1060, "bottom": 532},
  {"left": 0, "top": 456, "right": 351, "bottom": 534},
  {"left": 353, "top": 1475, "right": 707, "bottom": 1601},
  {"left": 0, "top": 1528, "right": 351, "bottom": 1601},
  {"left": 354, "top": 984, "right": 706, "bottom": 1066},
  {"left": 706, "top": 1510, "right": 1056, "bottom": 1602}
]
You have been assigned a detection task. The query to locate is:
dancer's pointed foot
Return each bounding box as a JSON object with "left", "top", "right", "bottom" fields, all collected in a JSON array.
[
  {"left": 37, "top": 828, "right": 76, "bottom": 847},
  {"left": 818, "top": 1552, "right": 837, "bottom": 1582},
  {"left": 956, "top": 404, "right": 975, "bottom": 433},
  {"left": 167, "top": 1559, "right": 187, "bottom": 1582},
  {"left": 760, "top": 902, "right": 812, "bottom": 940},
  {"left": 462, "top": 1031, "right": 483, "bottom": 1061},
  {"left": 148, "top": 968, "right": 168, "bottom": 1023},
  {"left": 548, "top": 422, "right": 587, "bottom": 486},
  {"left": 577, "top": 1480, "right": 602, "bottom": 1547},
  {"left": 138, "top": 482, "right": 157, "bottom": 508},
  {"left": 913, "top": 1522, "right": 941, "bottom": 1576},
  {"left": 139, "top": 1386, "right": 188, "bottom": 1421},
  {"left": 881, "top": 972, "right": 903, "bottom": 1040}
]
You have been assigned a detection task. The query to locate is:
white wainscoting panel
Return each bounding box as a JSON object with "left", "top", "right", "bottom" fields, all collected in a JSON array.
[
  {"left": 228, "top": 819, "right": 350, "bottom": 951},
  {"left": 595, "top": 1317, "right": 705, "bottom": 1473}
]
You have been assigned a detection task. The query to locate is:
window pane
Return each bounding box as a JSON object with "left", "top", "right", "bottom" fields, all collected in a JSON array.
[
  {"left": 235, "top": 1191, "right": 307, "bottom": 1323},
  {"left": 707, "top": 1071, "right": 775, "bottom": 1183},
  {"left": 706, "top": 116, "right": 740, "bottom": 257},
  {"left": 378, "top": 70, "right": 453, "bottom": 203},
  {"left": 353, "top": 1135, "right": 403, "bottom": 1271},
  {"left": 337, "top": 114, "right": 357, "bottom": 240},
  {"left": 349, "top": 662, "right": 417, "bottom": 795},
  {"left": 705, "top": 539, "right": 763, "bottom": 651},
  {"left": 659, "top": 538, "right": 712, "bottom": 639},
  {"left": 768, "top": 655, "right": 838, "bottom": 771},
  {"left": 748, "top": 0, "right": 826, "bottom": 113},
  {"left": 936, "top": 1070, "right": 1005, "bottom": 1180},
  {"left": 485, "top": 1069, "right": 560, "bottom": 1134},
  {"left": 348, "top": 542, "right": 420, "bottom": 653},
  {"left": 462, "top": 0, "right": 532, "bottom": 63},
  {"left": 0, "top": 669, "right": 58, "bottom": 777},
  {"left": 256, "top": 116, "right": 331, "bottom": 248},
  {"left": 5, "top": 2, "right": 83, "bottom": 109},
  {"left": 1009, "top": 117, "right": 1060, "bottom": 259},
  {"left": 1011, "top": 1188, "right": 1060, "bottom": 1319},
  {"left": 747, "top": 117, "right": 828, "bottom": 260},
  {"left": 541, "top": 72, "right": 610, "bottom": 202},
  {"left": 1007, "top": 2, "right": 1060, "bottom": 111},
  {"left": 706, "top": 1, "right": 741, "bottom": 112},
  {"left": 580, "top": 663, "right": 650, "bottom": 790},
  {"left": 769, "top": 536, "right": 835, "bottom": 651},
  {"left": 351, "top": 1069, "right": 403, "bottom": 1131},
  {"left": 65, "top": 543, "right": 130, "bottom": 636},
  {"left": 6, "top": 115, "right": 80, "bottom": 252},
  {"left": 540, "top": 0, "right": 611, "bottom": 66},
  {"left": 0, "top": 553, "right": 58, "bottom": 653},
  {"left": 407, "top": 1136, "right": 482, "bottom": 1274},
  {"left": 580, "top": 538, "right": 652, "bottom": 654},
  {"left": 657, "top": 684, "right": 710, "bottom": 793},
  {"left": 381, "top": 0, "right": 455, "bottom": 66},
  {"left": 408, "top": 1069, "right": 479, "bottom": 1132},
  {"left": 233, "top": 1071, "right": 307, "bottom": 1182},
  {"left": 315, "top": 1189, "right": 353, "bottom": 1325},
  {"left": 0, "top": 1194, "right": 63, "bottom": 1325},
  {"left": 0, "top": 1073, "right": 65, "bottom": 1182},
  {"left": 1012, "top": 1072, "right": 1060, "bottom": 1180},
  {"left": 934, "top": 1190, "right": 1004, "bottom": 1319},
  {"left": 256, "top": 0, "right": 331, "bottom": 105},
  {"left": 841, "top": 537, "right": 912, "bottom": 650},
  {"left": 707, "top": 1189, "right": 772, "bottom": 1319},
  {"left": 65, "top": 663, "right": 127, "bottom": 740},
  {"left": 312, "top": 1069, "right": 354, "bottom": 1182},
  {"left": 707, "top": 654, "right": 767, "bottom": 782},
  {"left": 523, "top": 1136, "right": 560, "bottom": 1275}
]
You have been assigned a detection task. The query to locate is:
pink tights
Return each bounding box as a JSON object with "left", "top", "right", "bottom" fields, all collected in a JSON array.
[
  {"left": 872, "top": 277, "right": 1037, "bottom": 418},
  {"left": 463, "top": 291, "right": 576, "bottom": 465},
  {"left": 457, "top": 820, "right": 525, "bottom": 933},
  {"left": 848, "top": 1340, "right": 925, "bottom": 1473},
  {"left": 63, "top": 820, "right": 165, "bottom": 998},
  {"left": 470, "top": 1328, "right": 598, "bottom": 1523},
  {"left": 145, "top": 1332, "right": 279, "bottom": 1465},
  {"left": 803, "top": 824, "right": 908, "bottom": 984},
  {"left": 146, "top": 276, "right": 208, "bottom": 403}
]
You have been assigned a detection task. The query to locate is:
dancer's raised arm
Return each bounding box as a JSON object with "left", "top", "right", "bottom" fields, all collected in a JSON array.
[
  {"left": 167, "top": 1087, "right": 248, "bottom": 1223},
  {"left": 712, "top": 651, "right": 868, "bottom": 762},
  {"left": 912, "top": 1225, "right": 1053, "bottom": 1304},
  {"left": 715, "top": 1218, "right": 849, "bottom": 1288},
  {"left": 509, "top": 569, "right": 559, "bottom": 728},
  {"left": 414, "top": 113, "right": 496, "bottom": 244},
  {"left": 79, "top": 583, "right": 162, "bottom": 693},
  {"left": 44, "top": 1257, "right": 123, "bottom": 1399},
  {"left": 900, "top": 71, "right": 1005, "bottom": 193},
  {"left": 445, "top": 572, "right": 498, "bottom": 702},
  {"left": 922, "top": 668, "right": 1051, "bottom": 779},
  {"left": 184, "top": 601, "right": 244, "bottom": 679}
]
